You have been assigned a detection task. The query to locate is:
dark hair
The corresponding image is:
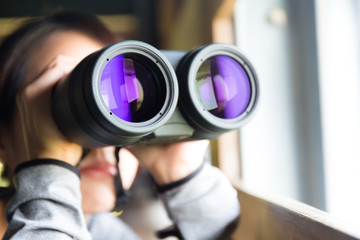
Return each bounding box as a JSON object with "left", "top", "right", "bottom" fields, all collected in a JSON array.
[{"left": 0, "top": 12, "right": 118, "bottom": 124}]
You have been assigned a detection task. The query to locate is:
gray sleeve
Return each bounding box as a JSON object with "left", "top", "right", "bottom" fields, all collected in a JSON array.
[
  {"left": 88, "top": 213, "right": 141, "bottom": 240},
  {"left": 3, "top": 162, "right": 91, "bottom": 240},
  {"left": 159, "top": 163, "right": 240, "bottom": 240}
]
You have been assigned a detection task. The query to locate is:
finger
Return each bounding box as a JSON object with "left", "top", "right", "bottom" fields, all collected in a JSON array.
[{"left": 118, "top": 148, "right": 139, "bottom": 190}]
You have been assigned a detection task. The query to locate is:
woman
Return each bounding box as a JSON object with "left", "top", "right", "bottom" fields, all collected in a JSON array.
[{"left": 0, "top": 12, "right": 240, "bottom": 239}]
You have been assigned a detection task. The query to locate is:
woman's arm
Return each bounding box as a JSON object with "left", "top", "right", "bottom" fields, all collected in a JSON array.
[
  {"left": 159, "top": 162, "right": 240, "bottom": 240},
  {"left": 3, "top": 160, "right": 91, "bottom": 240}
]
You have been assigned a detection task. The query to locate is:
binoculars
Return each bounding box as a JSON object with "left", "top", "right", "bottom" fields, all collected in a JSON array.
[{"left": 52, "top": 41, "right": 259, "bottom": 147}]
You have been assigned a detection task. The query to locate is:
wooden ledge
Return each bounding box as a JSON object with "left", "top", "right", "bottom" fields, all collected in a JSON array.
[{"left": 232, "top": 181, "right": 360, "bottom": 240}]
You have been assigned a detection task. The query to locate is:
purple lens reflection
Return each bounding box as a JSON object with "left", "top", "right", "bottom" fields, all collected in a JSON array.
[
  {"left": 100, "top": 54, "right": 166, "bottom": 122},
  {"left": 195, "top": 55, "right": 251, "bottom": 119}
]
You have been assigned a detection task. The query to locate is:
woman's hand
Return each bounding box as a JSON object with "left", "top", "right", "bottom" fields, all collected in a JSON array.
[
  {"left": 9, "top": 55, "right": 82, "bottom": 166},
  {"left": 127, "top": 140, "right": 209, "bottom": 185}
]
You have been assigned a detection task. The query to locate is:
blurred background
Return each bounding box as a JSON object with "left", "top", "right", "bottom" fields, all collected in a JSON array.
[{"left": 1, "top": 0, "right": 360, "bottom": 238}]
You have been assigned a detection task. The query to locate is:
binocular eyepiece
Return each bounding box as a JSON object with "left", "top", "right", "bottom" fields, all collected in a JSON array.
[{"left": 52, "top": 41, "right": 259, "bottom": 147}]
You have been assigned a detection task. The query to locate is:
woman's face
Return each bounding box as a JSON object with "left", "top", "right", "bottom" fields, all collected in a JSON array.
[{"left": 23, "top": 30, "right": 139, "bottom": 215}]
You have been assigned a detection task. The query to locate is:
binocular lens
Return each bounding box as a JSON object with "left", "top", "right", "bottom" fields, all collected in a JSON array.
[
  {"left": 100, "top": 53, "right": 167, "bottom": 123},
  {"left": 195, "top": 55, "right": 251, "bottom": 119}
]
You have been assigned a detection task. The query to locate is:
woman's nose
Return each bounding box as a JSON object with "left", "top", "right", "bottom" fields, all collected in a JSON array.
[{"left": 91, "top": 146, "right": 117, "bottom": 163}]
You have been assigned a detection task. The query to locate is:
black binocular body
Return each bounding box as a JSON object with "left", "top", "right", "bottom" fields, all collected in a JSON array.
[{"left": 52, "top": 41, "right": 259, "bottom": 147}]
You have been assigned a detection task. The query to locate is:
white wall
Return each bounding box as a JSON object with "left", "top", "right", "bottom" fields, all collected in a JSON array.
[{"left": 235, "top": 0, "right": 326, "bottom": 210}]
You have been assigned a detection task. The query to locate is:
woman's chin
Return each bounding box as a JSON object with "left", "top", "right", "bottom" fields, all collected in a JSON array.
[
  {"left": 80, "top": 178, "right": 116, "bottom": 214},
  {"left": 82, "top": 193, "right": 116, "bottom": 215}
]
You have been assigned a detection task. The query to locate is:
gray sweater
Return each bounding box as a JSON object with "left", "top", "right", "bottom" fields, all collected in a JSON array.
[{"left": 3, "top": 161, "right": 240, "bottom": 240}]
